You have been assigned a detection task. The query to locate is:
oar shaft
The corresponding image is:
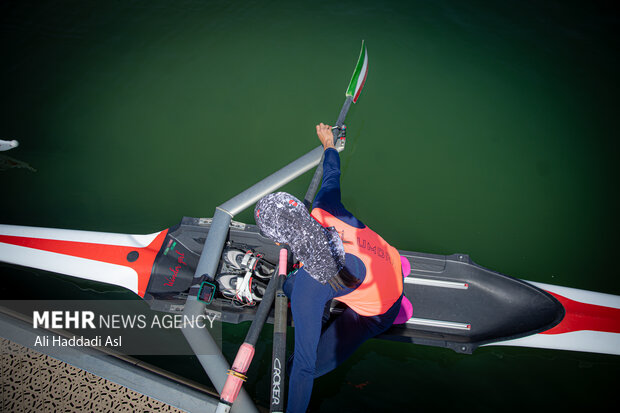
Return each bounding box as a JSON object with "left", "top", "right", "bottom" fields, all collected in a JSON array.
[
  {"left": 335, "top": 96, "right": 353, "bottom": 127},
  {"left": 303, "top": 96, "right": 353, "bottom": 209},
  {"left": 270, "top": 249, "right": 289, "bottom": 412},
  {"left": 216, "top": 248, "right": 289, "bottom": 413},
  {"left": 244, "top": 267, "right": 279, "bottom": 345},
  {"left": 215, "top": 258, "right": 281, "bottom": 413}
]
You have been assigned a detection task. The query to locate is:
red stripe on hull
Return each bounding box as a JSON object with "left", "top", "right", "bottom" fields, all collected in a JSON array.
[
  {"left": 542, "top": 291, "right": 620, "bottom": 335},
  {"left": 0, "top": 231, "right": 168, "bottom": 297}
]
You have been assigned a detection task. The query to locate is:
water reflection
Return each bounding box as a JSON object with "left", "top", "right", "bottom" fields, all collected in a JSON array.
[{"left": 0, "top": 154, "right": 36, "bottom": 172}]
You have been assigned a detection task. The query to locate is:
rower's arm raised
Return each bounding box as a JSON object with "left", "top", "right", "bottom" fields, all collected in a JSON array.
[{"left": 312, "top": 147, "right": 365, "bottom": 229}]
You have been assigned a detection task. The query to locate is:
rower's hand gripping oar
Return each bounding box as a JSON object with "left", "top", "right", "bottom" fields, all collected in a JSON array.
[
  {"left": 270, "top": 249, "right": 289, "bottom": 412},
  {"left": 215, "top": 248, "right": 289, "bottom": 413},
  {"left": 302, "top": 40, "right": 369, "bottom": 210}
]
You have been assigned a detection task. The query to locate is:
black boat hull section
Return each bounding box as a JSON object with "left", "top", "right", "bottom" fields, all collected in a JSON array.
[
  {"left": 144, "top": 218, "right": 564, "bottom": 354},
  {"left": 387, "top": 252, "right": 564, "bottom": 353}
]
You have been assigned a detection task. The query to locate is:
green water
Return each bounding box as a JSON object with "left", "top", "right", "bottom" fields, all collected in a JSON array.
[{"left": 1, "top": 1, "right": 618, "bottom": 411}]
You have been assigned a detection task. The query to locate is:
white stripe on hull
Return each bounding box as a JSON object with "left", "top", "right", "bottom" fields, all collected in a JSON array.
[
  {"left": 526, "top": 280, "right": 620, "bottom": 309},
  {"left": 0, "top": 224, "right": 159, "bottom": 247},
  {"left": 486, "top": 330, "right": 620, "bottom": 356},
  {"left": 0, "top": 242, "right": 139, "bottom": 294}
]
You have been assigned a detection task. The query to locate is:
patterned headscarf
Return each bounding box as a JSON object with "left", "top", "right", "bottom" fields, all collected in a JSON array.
[{"left": 254, "top": 192, "right": 345, "bottom": 285}]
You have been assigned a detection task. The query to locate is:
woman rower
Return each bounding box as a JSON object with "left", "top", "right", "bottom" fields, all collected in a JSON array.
[{"left": 254, "top": 123, "right": 404, "bottom": 413}]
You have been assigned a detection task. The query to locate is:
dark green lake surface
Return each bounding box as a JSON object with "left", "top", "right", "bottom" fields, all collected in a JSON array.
[{"left": 1, "top": 1, "right": 619, "bottom": 411}]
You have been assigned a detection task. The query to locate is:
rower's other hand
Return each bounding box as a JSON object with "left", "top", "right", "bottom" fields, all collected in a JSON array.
[{"left": 316, "top": 123, "right": 335, "bottom": 150}]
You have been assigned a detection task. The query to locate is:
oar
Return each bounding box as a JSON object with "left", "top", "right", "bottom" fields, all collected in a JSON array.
[
  {"left": 302, "top": 40, "right": 369, "bottom": 210},
  {"left": 270, "top": 249, "right": 289, "bottom": 412},
  {"left": 215, "top": 248, "right": 289, "bottom": 413}
]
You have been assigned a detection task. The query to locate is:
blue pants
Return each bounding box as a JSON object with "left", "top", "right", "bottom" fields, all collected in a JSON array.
[
  {"left": 314, "top": 295, "right": 402, "bottom": 377},
  {"left": 283, "top": 271, "right": 402, "bottom": 378}
]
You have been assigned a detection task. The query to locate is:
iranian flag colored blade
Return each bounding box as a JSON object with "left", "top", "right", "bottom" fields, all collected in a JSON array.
[
  {"left": 303, "top": 41, "right": 369, "bottom": 209},
  {"left": 346, "top": 40, "right": 368, "bottom": 104}
]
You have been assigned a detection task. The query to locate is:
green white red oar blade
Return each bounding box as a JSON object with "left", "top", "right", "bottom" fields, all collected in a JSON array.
[
  {"left": 345, "top": 40, "right": 368, "bottom": 103},
  {"left": 303, "top": 41, "right": 369, "bottom": 209}
]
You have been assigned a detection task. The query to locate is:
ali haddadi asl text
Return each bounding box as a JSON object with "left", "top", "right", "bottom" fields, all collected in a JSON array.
[{"left": 34, "top": 335, "right": 121, "bottom": 348}]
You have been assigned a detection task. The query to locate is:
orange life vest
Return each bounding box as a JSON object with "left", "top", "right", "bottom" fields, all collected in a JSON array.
[{"left": 311, "top": 208, "right": 403, "bottom": 316}]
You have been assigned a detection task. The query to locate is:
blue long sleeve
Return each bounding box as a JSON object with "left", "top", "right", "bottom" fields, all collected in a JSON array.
[{"left": 312, "top": 148, "right": 364, "bottom": 229}]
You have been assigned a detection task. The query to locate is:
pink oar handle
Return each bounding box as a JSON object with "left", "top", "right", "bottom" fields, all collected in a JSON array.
[
  {"left": 279, "top": 249, "right": 288, "bottom": 276},
  {"left": 219, "top": 343, "right": 255, "bottom": 405}
]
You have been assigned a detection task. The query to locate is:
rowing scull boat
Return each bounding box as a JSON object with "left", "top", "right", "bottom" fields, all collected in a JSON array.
[{"left": 1, "top": 216, "right": 619, "bottom": 355}]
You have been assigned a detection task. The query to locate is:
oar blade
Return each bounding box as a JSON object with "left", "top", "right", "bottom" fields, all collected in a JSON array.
[{"left": 345, "top": 40, "right": 368, "bottom": 103}]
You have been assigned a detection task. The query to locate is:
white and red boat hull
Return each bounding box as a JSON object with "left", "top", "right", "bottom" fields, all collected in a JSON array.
[
  {"left": 1, "top": 219, "right": 619, "bottom": 356},
  {"left": 0, "top": 224, "right": 167, "bottom": 297}
]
